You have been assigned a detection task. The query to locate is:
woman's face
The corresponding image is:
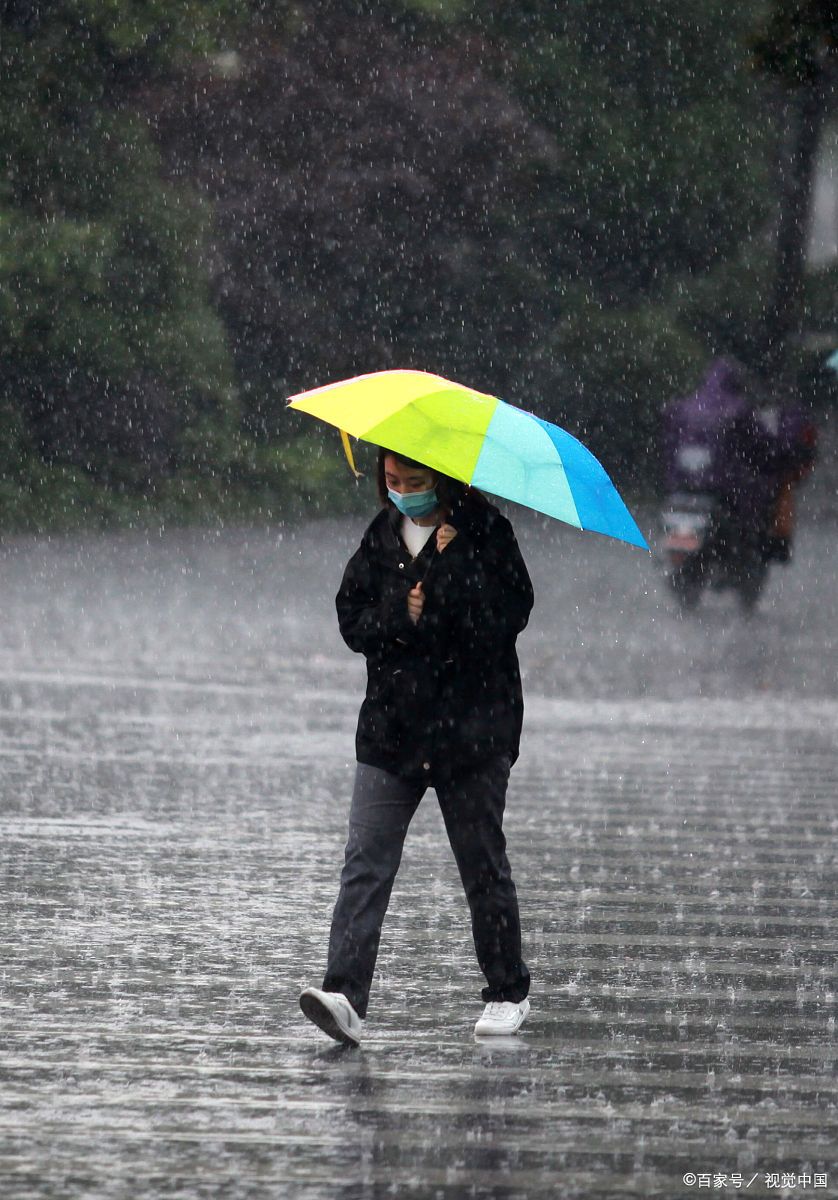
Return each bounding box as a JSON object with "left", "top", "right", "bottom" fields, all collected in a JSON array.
[{"left": 383, "top": 455, "right": 436, "bottom": 495}]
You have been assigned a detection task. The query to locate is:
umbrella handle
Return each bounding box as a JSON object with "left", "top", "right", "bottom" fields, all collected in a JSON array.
[
  {"left": 420, "top": 537, "right": 446, "bottom": 588},
  {"left": 419, "top": 509, "right": 456, "bottom": 583},
  {"left": 420, "top": 544, "right": 438, "bottom": 585}
]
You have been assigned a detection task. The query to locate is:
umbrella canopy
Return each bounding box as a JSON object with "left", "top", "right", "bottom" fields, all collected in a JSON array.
[{"left": 288, "top": 369, "right": 648, "bottom": 549}]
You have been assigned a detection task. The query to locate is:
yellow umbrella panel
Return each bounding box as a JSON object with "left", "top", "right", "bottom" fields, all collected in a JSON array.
[{"left": 287, "top": 369, "right": 649, "bottom": 549}]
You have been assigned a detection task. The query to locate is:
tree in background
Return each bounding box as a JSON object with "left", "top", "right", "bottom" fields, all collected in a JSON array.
[
  {"left": 385, "top": 0, "right": 779, "bottom": 474},
  {"left": 453, "top": 0, "right": 774, "bottom": 295},
  {"left": 0, "top": 0, "right": 240, "bottom": 525},
  {"left": 148, "top": 0, "right": 779, "bottom": 489},
  {"left": 751, "top": 0, "right": 838, "bottom": 387},
  {"left": 150, "top": 8, "right": 565, "bottom": 453},
  {"left": 2, "top": 0, "right": 825, "bottom": 523},
  {"left": 680, "top": 0, "right": 838, "bottom": 410}
]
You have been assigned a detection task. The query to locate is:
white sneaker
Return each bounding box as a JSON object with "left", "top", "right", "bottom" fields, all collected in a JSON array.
[
  {"left": 300, "top": 987, "right": 363, "bottom": 1046},
  {"left": 474, "top": 998, "right": 530, "bottom": 1037}
]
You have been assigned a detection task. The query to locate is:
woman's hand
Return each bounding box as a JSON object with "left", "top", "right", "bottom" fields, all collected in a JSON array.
[
  {"left": 436, "top": 524, "right": 458, "bottom": 553},
  {"left": 407, "top": 582, "right": 425, "bottom": 624}
]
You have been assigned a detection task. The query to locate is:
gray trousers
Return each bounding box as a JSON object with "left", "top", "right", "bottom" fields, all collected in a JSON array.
[{"left": 322, "top": 758, "right": 530, "bottom": 1018}]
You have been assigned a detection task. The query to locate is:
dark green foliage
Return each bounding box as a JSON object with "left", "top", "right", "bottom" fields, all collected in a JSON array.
[
  {"left": 1, "top": 0, "right": 829, "bottom": 526},
  {"left": 750, "top": 0, "right": 838, "bottom": 85},
  {"left": 150, "top": 16, "right": 565, "bottom": 438},
  {"left": 376, "top": 0, "right": 779, "bottom": 476},
  {"left": 748, "top": 1, "right": 838, "bottom": 381},
  {"left": 392, "top": 0, "right": 776, "bottom": 297},
  {"left": 0, "top": 1, "right": 242, "bottom": 527},
  {"left": 150, "top": 1, "right": 780, "bottom": 488}
]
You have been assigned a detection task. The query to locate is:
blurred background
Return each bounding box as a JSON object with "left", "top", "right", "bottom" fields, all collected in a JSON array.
[
  {"left": 2, "top": 12, "right": 837, "bottom": 1193},
  {"left": 1, "top": 0, "right": 836, "bottom": 530}
]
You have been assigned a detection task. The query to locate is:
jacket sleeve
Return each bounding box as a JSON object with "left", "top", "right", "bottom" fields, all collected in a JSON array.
[
  {"left": 335, "top": 541, "right": 419, "bottom": 656},
  {"left": 419, "top": 515, "right": 533, "bottom": 651}
]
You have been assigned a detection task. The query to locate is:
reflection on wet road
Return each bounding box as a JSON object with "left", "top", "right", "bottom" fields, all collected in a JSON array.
[{"left": 0, "top": 511, "right": 836, "bottom": 1197}]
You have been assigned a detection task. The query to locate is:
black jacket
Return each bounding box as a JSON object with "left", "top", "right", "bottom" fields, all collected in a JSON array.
[{"left": 336, "top": 495, "right": 534, "bottom": 782}]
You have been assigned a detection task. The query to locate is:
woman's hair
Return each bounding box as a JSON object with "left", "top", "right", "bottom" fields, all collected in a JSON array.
[{"left": 376, "top": 447, "right": 485, "bottom": 512}]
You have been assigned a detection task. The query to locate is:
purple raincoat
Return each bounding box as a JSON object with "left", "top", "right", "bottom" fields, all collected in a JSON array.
[{"left": 663, "top": 358, "right": 814, "bottom": 527}]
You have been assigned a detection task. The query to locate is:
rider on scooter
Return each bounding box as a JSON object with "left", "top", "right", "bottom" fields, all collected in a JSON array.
[{"left": 663, "top": 357, "right": 817, "bottom": 564}]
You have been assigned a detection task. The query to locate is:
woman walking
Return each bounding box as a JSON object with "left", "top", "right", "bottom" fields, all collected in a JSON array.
[{"left": 300, "top": 447, "right": 534, "bottom": 1044}]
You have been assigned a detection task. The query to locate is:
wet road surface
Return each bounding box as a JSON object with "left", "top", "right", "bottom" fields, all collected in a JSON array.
[{"left": 1, "top": 502, "right": 836, "bottom": 1198}]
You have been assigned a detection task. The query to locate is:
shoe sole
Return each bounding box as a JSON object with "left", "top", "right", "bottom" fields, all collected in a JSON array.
[
  {"left": 474, "top": 998, "right": 530, "bottom": 1037},
  {"left": 300, "top": 990, "right": 360, "bottom": 1047}
]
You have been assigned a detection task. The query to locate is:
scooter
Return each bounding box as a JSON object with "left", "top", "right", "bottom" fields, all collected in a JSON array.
[{"left": 661, "top": 492, "right": 769, "bottom": 612}]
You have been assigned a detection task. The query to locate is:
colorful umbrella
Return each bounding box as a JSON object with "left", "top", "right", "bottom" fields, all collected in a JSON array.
[{"left": 288, "top": 369, "right": 648, "bottom": 549}]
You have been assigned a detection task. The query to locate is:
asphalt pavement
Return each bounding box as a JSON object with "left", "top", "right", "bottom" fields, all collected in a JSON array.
[{"left": 0, "top": 499, "right": 836, "bottom": 1199}]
